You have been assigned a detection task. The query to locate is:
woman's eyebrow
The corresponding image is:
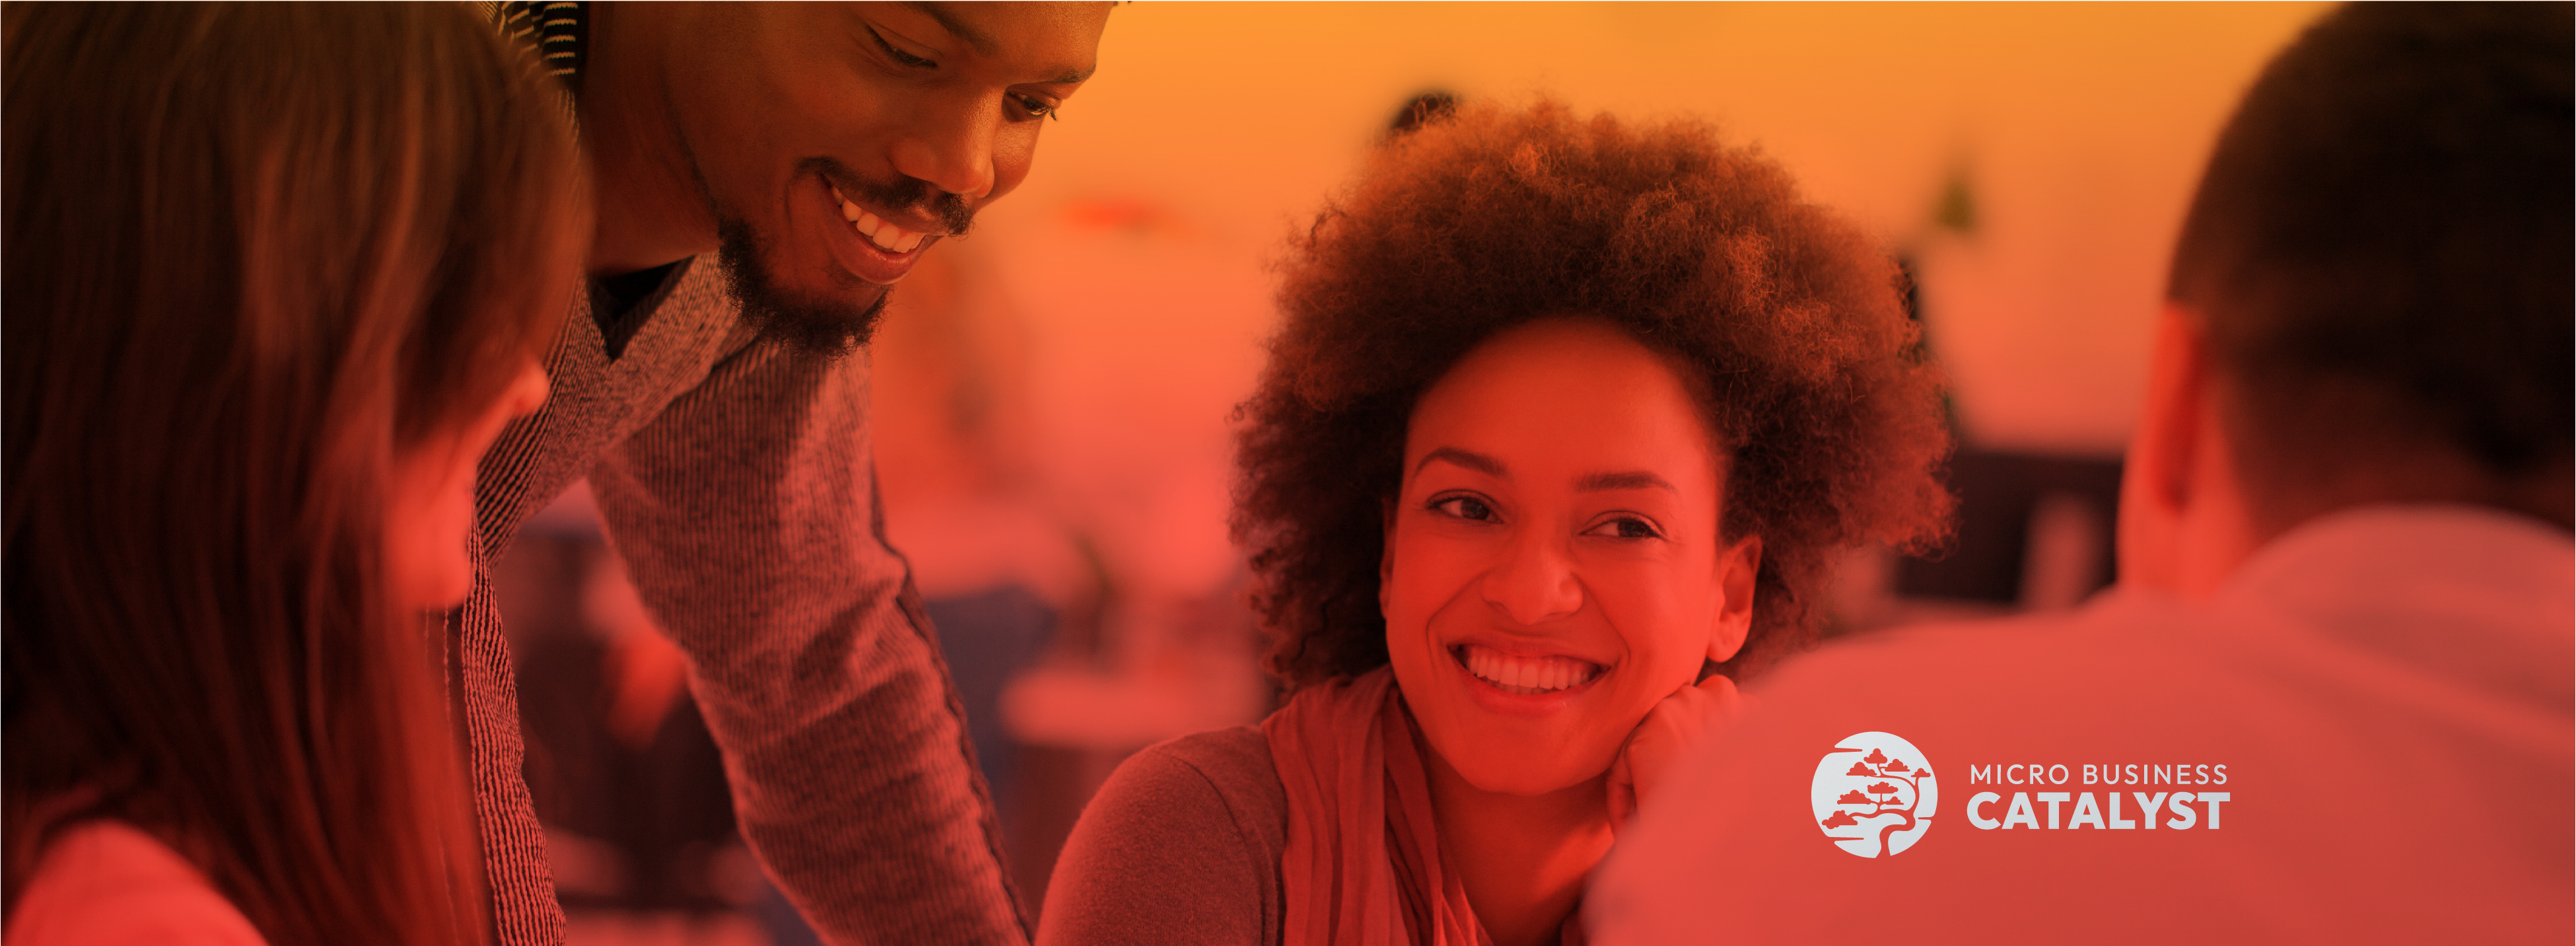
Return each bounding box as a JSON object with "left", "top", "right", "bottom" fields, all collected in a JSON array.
[
  {"left": 1416, "top": 446, "right": 1506, "bottom": 479},
  {"left": 1576, "top": 470, "right": 1675, "bottom": 493}
]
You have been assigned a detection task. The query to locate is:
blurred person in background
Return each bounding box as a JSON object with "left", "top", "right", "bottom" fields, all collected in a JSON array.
[
  {"left": 1038, "top": 100, "right": 1955, "bottom": 946},
  {"left": 470, "top": 4, "right": 1109, "bottom": 943},
  {"left": 870, "top": 242, "right": 1096, "bottom": 830},
  {"left": 1589, "top": 4, "right": 2573, "bottom": 943},
  {"left": 497, "top": 528, "right": 753, "bottom": 936},
  {"left": 866, "top": 240, "right": 1111, "bottom": 919},
  {"left": 2, "top": 4, "right": 578, "bottom": 943}
]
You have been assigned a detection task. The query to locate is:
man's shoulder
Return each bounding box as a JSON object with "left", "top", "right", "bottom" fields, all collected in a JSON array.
[
  {"left": 1750, "top": 588, "right": 2216, "bottom": 717},
  {"left": 1599, "top": 579, "right": 2576, "bottom": 944},
  {"left": 1702, "top": 587, "right": 2286, "bottom": 821}
]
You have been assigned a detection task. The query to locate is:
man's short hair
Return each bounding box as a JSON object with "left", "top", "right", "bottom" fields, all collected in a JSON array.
[{"left": 2167, "top": 2, "right": 2572, "bottom": 526}]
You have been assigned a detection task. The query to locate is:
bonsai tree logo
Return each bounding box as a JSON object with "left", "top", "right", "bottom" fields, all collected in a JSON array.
[{"left": 1809, "top": 732, "right": 1938, "bottom": 857}]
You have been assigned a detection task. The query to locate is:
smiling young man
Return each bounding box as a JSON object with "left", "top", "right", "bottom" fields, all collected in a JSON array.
[{"left": 469, "top": 5, "right": 1110, "bottom": 945}]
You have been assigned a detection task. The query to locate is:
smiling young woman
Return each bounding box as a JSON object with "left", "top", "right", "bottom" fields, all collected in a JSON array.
[{"left": 1037, "top": 101, "right": 1954, "bottom": 946}]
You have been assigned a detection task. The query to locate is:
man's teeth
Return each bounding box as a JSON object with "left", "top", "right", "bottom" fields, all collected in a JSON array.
[
  {"left": 833, "top": 187, "right": 926, "bottom": 254},
  {"left": 1459, "top": 643, "right": 1603, "bottom": 696}
]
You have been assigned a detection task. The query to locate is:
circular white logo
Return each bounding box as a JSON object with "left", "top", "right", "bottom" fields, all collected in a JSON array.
[{"left": 1810, "top": 731, "right": 1937, "bottom": 857}]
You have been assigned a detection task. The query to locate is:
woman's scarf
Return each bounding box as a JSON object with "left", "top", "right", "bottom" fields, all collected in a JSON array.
[{"left": 1265, "top": 668, "right": 1488, "bottom": 946}]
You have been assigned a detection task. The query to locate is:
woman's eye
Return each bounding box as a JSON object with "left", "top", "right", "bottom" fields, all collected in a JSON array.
[
  {"left": 1584, "top": 516, "right": 1662, "bottom": 540},
  {"left": 1430, "top": 496, "right": 1496, "bottom": 523}
]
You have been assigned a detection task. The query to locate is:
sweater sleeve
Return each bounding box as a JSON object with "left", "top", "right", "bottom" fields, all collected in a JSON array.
[
  {"left": 586, "top": 337, "right": 1022, "bottom": 945},
  {"left": 1037, "top": 735, "right": 1280, "bottom": 946}
]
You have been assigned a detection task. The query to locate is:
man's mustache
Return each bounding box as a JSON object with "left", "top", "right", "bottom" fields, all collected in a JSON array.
[{"left": 805, "top": 157, "right": 975, "bottom": 236}]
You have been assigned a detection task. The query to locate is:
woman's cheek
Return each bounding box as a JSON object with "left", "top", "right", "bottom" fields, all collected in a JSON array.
[
  {"left": 1379, "top": 537, "right": 1449, "bottom": 706},
  {"left": 1595, "top": 565, "right": 1707, "bottom": 687},
  {"left": 1582, "top": 575, "right": 1703, "bottom": 755},
  {"left": 1385, "top": 529, "right": 1477, "bottom": 637}
]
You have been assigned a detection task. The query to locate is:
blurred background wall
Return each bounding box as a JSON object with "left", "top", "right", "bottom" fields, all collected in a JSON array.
[{"left": 495, "top": 5, "right": 2333, "bottom": 942}]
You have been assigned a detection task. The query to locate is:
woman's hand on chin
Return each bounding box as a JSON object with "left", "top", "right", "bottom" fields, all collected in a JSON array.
[{"left": 1607, "top": 674, "right": 1749, "bottom": 833}]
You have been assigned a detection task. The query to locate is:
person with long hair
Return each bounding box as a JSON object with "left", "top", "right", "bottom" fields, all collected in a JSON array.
[
  {"left": 2, "top": 4, "right": 586, "bottom": 943},
  {"left": 1038, "top": 100, "right": 1954, "bottom": 945}
]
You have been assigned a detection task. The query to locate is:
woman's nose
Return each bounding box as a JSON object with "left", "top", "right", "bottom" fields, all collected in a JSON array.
[{"left": 1481, "top": 530, "right": 1582, "bottom": 626}]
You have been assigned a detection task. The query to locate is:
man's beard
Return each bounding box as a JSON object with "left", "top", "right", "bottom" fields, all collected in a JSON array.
[
  {"left": 716, "top": 215, "right": 890, "bottom": 358},
  {"left": 711, "top": 161, "right": 975, "bottom": 358}
]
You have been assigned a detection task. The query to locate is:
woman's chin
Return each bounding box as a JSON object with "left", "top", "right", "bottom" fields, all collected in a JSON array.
[
  {"left": 1445, "top": 748, "right": 1614, "bottom": 798},
  {"left": 1478, "top": 771, "right": 1599, "bottom": 797},
  {"left": 1411, "top": 710, "right": 1622, "bottom": 798}
]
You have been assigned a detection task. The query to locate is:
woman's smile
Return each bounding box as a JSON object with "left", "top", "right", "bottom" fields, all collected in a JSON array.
[
  {"left": 1455, "top": 643, "right": 1604, "bottom": 694},
  {"left": 1444, "top": 638, "right": 1613, "bottom": 720}
]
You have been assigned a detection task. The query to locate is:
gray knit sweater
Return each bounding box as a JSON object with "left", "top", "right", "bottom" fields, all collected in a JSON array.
[{"left": 458, "top": 254, "right": 1021, "bottom": 945}]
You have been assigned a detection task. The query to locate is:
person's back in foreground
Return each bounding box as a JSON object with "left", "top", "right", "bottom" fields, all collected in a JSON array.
[{"left": 1589, "top": 3, "right": 2573, "bottom": 943}]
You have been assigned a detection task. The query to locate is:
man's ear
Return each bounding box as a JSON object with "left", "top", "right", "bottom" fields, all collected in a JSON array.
[
  {"left": 1707, "top": 534, "right": 1762, "bottom": 664},
  {"left": 2115, "top": 306, "right": 2210, "bottom": 595}
]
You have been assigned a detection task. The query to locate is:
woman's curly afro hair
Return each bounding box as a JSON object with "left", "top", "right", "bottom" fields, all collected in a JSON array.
[{"left": 1232, "top": 100, "right": 1955, "bottom": 691}]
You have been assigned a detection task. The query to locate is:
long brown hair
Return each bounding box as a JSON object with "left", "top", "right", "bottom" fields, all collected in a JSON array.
[{"left": 2, "top": 4, "right": 584, "bottom": 943}]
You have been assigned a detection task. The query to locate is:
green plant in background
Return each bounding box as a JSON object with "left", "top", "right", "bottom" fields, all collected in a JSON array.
[{"left": 1898, "top": 159, "right": 1978, "bottom": 441}]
